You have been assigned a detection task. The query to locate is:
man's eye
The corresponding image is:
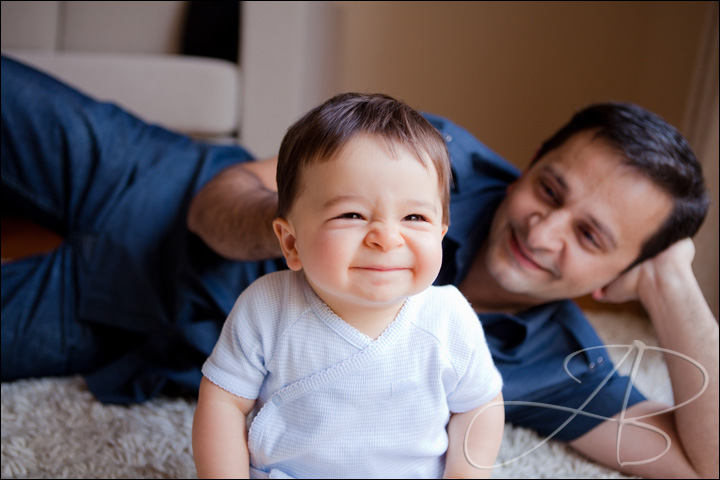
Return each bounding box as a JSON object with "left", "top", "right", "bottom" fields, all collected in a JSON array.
[
  {"left": 580, "top": 228, "right": 600, "bottom": 248},
  {"left": 541, "top": 181, "right": 560, "bottom": 204},
  {"left": 404, "top": 214, "right": 426, "bottom": 222}
]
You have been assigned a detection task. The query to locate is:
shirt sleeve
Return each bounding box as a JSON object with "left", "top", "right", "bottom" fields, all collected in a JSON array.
[
  {"left": 443, "top": 288, "right": 504, "bottom": 414},
  {"left": 201, "top": 276, "right": 277, "bottom": 400}
]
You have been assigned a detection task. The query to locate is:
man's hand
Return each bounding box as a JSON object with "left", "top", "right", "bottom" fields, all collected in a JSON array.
[
  {"left": 580, "top": 236, "right": 718, "bottom": 478},
  {"left": 591, "top": 238, "right": 695, "bottom": 306}
]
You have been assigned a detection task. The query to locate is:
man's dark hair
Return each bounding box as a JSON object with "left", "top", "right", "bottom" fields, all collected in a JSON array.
[{"left": 534, "top": 102, "right": 709, "bottom": 270}]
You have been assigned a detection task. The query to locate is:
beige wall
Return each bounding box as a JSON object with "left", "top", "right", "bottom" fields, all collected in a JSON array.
[
  {"left": 330, "top": 0, "right": 718, "bottom": 316},
  {"left": 684, "top": 3, "right": 719, "bottom": 319},
  {"left": 331, "top": 0, "right": 707, "bottom": 168}
]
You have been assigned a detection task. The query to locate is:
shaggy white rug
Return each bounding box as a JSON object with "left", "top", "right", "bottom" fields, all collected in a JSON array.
[{"left": 1, "top": 308, "right": 671, "bottom": 479}]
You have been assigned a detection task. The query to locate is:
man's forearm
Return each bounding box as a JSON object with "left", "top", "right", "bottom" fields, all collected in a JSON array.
[
  {"left": 188, "top": 162, "right": 282, "bottom": 261},
  {"left": 641, "top": 265, "right": 719, "bottom": 478}
]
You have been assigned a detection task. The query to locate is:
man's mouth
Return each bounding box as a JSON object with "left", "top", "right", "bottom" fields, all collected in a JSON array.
[{"left": 509, "top": 228, "right": 556, "bottom": 275}]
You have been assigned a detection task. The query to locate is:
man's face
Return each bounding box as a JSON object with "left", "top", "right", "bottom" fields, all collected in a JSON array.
[{"left": 482, "top": 130, "right": 673, "bottom": 302}]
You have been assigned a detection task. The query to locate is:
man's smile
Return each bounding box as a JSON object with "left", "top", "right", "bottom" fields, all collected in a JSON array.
[{"left": 508, "top": 227, "right": 559, "bottom": 277}]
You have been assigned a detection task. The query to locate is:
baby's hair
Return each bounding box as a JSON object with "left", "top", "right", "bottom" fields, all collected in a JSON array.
[{"left": 276, "top": 93, "right": 451, "bottom": 225}]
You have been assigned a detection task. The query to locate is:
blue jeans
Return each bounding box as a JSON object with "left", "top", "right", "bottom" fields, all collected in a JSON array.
[{"left": 1, "top": 56, "right": 279, "bottom": 401}]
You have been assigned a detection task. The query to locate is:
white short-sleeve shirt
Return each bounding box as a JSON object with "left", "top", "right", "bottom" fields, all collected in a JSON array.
[{"left": 203, "top": 270, "right": 502, "bottom": 479}]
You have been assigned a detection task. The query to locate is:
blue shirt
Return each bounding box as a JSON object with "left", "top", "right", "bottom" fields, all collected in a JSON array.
[
  {"left": 424, "top": 113, "right": 645, "bottom": 441},
  {"left": 75, "top": 111, "right": 644, "bottom": 441},
  {"left": 79, "top": 112, "right": 644, "bottom": 440},
  {"left": 2, "top": 56, "right": 644, "bottom": 437}
]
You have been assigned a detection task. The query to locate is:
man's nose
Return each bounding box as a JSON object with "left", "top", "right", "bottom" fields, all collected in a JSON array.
[
  {"left": 365, "top": 222, "right": 404, "bottom": 251},
  {"left": 526, "top": 209, "right": 571, "bottom": 252}
]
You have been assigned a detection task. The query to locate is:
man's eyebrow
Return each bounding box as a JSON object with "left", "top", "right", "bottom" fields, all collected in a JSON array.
[
  {"left": 543, "top": 165, "right": 618, "bottom": 250},
  {"left": 542, "top": 165, "right": 568, "bottom": 193}
]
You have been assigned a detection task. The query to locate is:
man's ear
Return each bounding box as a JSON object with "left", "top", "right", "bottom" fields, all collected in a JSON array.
[
  {"left": 273, "top": 217, "right": 303, "bottom": 271},
  {"left": 591, "top": 287, "right": 607, "bottom": 302}
]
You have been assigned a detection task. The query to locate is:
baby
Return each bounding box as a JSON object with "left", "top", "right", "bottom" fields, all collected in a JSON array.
[{"left": 193, "top": 92, "right": 504, "bottom": 479}]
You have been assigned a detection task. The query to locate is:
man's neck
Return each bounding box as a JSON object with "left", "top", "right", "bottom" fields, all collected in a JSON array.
[{"left": 458, "top": 243, "right": 544, "bottom": 315}]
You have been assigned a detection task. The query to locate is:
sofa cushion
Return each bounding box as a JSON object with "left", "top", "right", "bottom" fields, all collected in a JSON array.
[{"left": 2, "top": 49, "right": 240, "bottom": 139}]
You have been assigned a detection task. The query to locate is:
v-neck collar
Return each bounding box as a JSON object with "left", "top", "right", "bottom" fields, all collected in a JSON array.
[{"left": 300, "top": 273, "right": 417, "bottom": 350}]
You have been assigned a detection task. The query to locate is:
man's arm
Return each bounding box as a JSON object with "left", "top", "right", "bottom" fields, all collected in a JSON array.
[
  {"left": 572, "top": 239, "right": 719, "bottom": 478},
  {"left": 187, "top": 157, "right": 282, "bottom": 261},
  {"left": 444, "top": 392, "right": 504, "bottom": 479},
  {"left": 192, "top": 377, "right": 256, "bottom": 478}
]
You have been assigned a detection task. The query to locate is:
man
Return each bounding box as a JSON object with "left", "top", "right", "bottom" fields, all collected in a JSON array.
[
  {"left": 2, "top": 55, "right": 718, "bottom": 478},
  {"left": 189, "top": 108, "right": 718, "bottom": 478}
]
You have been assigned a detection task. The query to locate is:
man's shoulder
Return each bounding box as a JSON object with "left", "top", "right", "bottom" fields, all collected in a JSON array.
[{"left": 421, "top": 112, "right": 521, "bottom": 181}]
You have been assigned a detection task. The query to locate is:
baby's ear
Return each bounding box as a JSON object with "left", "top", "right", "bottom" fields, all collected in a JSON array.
[{"left": 273, "top": 218, "right": 303, "bottom": 271}]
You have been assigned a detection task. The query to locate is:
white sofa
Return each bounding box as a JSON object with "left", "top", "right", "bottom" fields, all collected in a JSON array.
[{"left": 0, "top": 0, "right": 339, "bottom": 155}]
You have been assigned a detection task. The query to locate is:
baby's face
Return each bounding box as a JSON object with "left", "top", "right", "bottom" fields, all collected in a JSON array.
[{"left": 275, "top": 134, "right": 447, "bottom": 322}]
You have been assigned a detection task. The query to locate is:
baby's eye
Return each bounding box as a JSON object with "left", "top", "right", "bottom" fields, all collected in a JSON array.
[
  {"left": 403, "top": 214, "right": 426, "bottom": 222},
  {"left": 338, "top": 212, "right": 363, "bottom": 220}
]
